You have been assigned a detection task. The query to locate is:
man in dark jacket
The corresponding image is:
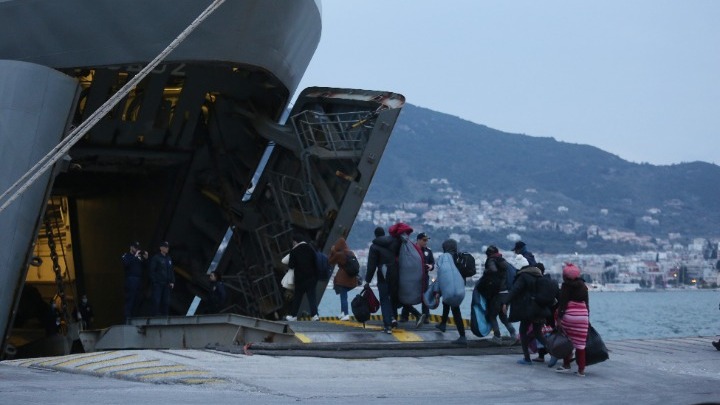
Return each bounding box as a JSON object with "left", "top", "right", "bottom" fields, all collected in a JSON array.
[
  {"left": 121, "top": 241, "right": 147, "bottom": 321},
  {"left": 149, "top": 241, "right": 174, "bottom": 316},
  {"left": 481, "top": 245, "right": 517, "bottom": 341},
  {"left": 512, "top": 241, "right": 537, "bottom": 266},
  {"left": 502, "top": 255, "right": 551, "bottom": 365},
  {"left": 365, "top": 227, "right": 398, "bottom": 333},
  {"left": 285, "top": 233, "right": 319, "bottom": 321},
  {"left": 207, "top": 271, "right": 227, "bottom": 314}
]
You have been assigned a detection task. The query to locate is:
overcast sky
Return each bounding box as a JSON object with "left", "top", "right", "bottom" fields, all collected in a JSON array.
[{"left": 295, "top": 1, "right": 719, "bottom": 166}]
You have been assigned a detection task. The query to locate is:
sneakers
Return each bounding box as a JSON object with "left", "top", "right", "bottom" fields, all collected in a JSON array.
[
  {"left": 311, "top": 314, "right": 320, "bottom": 321},
  {"left": 516, "top": 359, "right": 533, "bottom": 365},
  {"left": 339, "top": 313, "right": 350, "bottom": 321},
  {"left": 415, "top": 314, "right": 427, "bottom": 329},
  {"left": 547, "top": 356, "right": 559, "bottom": 368},
  {"left": 285, "top": 315, "right": 297, "bottom": 321},
  {"left": 453, "top": 336, "right": 467, "bottom": 345},
  {"left": 382, "top": 327, "right": 393, "bottom": 334},
  {"left": 532, "top": 357, "right": 545, "bottom": 363},
  {"left": 555, "top": 366, "right": 573, "bottom": 374},
  {"left": 391, "top": 319, "right": 398, "bottom": 329},
  {"left": 435, "top": 323, "right": 447, "bottom": 333},
  {"left": 712, "top": 341, "right": 720, "bottom": 351},
  {"left": 490, "top": 336, "right": 503, "bottom": 344},
  {"left": 575, "top": 371, "right": 586, "bottom": 377}
]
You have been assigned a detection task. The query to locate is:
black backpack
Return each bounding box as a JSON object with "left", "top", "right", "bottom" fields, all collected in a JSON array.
[
  {"left": 454, "top": 252, "right": 477, "bottom": 278},
  {"left": 533, "top": 275, "right": 558, "bottom": 307},
  {"left": 345, "top": 252, "right": 360, "bottom": 277}
]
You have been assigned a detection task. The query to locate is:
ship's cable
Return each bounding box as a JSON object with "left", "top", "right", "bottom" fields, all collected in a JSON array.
[{"left": 0, "top": 0, "right": 227, "bottom": 213}]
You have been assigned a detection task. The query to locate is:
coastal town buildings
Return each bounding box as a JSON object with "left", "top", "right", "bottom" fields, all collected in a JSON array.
[{"left": 351, "top": 178, "right": 720, "bottom": 289}]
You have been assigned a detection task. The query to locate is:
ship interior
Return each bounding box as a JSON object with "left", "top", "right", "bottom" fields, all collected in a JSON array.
[{"left": 7, "top": 62, "right": 403, "bottom": 358}]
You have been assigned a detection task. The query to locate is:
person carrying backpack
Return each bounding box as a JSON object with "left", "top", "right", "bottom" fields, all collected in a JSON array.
[
  {"left": 329, "top": 237, "right": 359, "bottom": 321},
  {"left": 501, "top": 255, "right": 552, "bottom": 365},
  {"left": 481, "top": 245, "right": 517, "bottom": 342}
]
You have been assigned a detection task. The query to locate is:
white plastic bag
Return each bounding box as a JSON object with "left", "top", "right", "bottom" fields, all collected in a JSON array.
[{"left": 281, "top": 269, "right": 295, "bottom": 290}]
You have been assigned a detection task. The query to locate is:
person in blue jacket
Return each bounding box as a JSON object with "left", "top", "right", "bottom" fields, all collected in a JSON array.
[{"left": 512, "top": 241, "right": 537, "bottom": 266}]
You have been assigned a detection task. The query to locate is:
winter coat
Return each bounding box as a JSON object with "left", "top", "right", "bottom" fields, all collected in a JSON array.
[
  {"left": 329, "top": 237, "right": 358, "bottom": 289},
  {"left": 478, "top": 254, "right": 510, "bottom": 299},
  {"left": 149, "top": 253, "right": 174, "bottom": 285},
  {"left": 365, "top": 235, "right": 398, "bottom": 284},
  {"left": 503, "top": 265, "right": 551, "bottom": 322},
  {"left": 365, "top": 235, "right": 400, "bottom": 307},
  {"left": 288, "top": 241, "right": 317, "bottom": 281},
  {"left": 558, "top": 278, "right": 589, "bottom": 318}
]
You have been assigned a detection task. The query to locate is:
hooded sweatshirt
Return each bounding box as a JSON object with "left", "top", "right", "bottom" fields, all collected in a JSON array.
[{"left": 329, "top": 237, "right": 358, "bottom": 289}]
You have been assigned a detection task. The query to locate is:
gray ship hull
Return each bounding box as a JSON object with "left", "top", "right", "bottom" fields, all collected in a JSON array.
[{"left": 0, "top": 0, "right": 405, "bottom": 358}]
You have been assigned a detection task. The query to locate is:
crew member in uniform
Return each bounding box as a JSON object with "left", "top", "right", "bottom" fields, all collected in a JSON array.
[
  {"left": 149, "top": 241, "right": 174, "bottom": 316},
  {"left": 121, "top": 241, "right": 147, "bottom": 322}
]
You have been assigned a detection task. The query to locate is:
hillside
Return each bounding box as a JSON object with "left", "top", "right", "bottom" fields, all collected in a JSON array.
[{"left": 348, "top": 104, "right": 720, "bottom": 254}]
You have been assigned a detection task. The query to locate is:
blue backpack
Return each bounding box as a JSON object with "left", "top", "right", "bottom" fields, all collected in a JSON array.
[
  {"left": 315, "top": 251, "right": 332, "bottom": 280},
  {"left": 504, "top": 260, "right": 517, "bottom": 288}
]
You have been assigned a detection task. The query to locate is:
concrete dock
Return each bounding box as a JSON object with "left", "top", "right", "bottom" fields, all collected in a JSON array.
[{"left": 1, "top": 318, "right": 718, "bottom": 404}]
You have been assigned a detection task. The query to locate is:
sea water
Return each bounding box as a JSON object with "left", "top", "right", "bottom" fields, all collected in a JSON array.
[{"left": 317, "top": 288, "right": 720, "bottom": 341}]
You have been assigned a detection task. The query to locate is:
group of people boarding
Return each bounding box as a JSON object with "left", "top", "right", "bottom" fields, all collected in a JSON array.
[
  {"left": 283, "top": 227, "right": 592, "bottom": 376},
  {"left": 481, "top": 241, "right": 591, "bottom": 377}
]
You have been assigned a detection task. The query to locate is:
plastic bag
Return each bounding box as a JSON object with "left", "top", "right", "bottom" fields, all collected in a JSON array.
[
  {"left": 281, "top": 269, "right": 294, "bottom": 290},
  {"left": 585, "top": 324, "right": 609, "bottom": 365},
  {"left": 546, "top": 330, "right": 574, "bottom": 359}
]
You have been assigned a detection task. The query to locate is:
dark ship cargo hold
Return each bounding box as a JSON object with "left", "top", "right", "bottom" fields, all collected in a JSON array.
[{"left": 0, "top": 0, "right": 404, "bottom": 358}]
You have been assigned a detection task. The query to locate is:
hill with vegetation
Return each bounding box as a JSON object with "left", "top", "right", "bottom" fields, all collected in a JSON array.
[{"left": 348, "top": 104, "right": 720, "bottom": 254}]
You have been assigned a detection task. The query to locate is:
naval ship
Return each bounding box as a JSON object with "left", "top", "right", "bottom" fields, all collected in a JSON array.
[{"left": 0, "top": 0, "right": 404, "bottom": 358}]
